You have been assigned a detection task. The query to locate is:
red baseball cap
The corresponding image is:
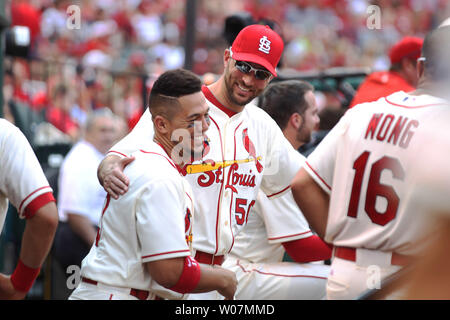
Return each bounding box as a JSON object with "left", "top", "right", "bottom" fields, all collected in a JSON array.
[
  {"left": 230, "top": 24, "right": 284, "bottom": 77},
  {"left": 389, "top": 36, "right": 423, "bottom": 65}
]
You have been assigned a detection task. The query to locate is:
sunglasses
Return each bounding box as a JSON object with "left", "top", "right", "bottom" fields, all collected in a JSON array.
[{"left": 234, "top": 60, "right": 272, "bottom": 80}]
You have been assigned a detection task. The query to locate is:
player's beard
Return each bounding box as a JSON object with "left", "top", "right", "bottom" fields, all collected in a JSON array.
[
  {"left": 224, "top": 70, "right": 257, "bottom": 107},
  {"left": 297, "top": 124, "right": 313, "bottom": 145}
]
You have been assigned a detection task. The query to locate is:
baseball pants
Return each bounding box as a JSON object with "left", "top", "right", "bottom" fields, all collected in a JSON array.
[
  {"left": 327, "top": 248, "right": 404, "bottom": 300},
  {"left": 222, "top": 256, "right": 329, "bottom": 300}
]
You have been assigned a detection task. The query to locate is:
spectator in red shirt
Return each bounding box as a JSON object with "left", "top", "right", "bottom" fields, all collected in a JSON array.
[
  {"left": 349, "top": 36, "right": 423, "bottom": 108},
  {"left": 46, "top": 84, "right": 80, "bottom": 141}
]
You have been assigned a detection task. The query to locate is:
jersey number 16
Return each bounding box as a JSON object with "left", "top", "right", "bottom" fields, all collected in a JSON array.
[{"left": 347, "top": 151, "right": 405, "bottom": 226}]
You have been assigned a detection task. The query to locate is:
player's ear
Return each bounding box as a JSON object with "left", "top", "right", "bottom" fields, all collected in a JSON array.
[
  {"left": 154, "top": 115, "right": 170, "bottom": 134},
  {"left": 417, "top": 58, "right": 425, "bottom": 80},
  {"left": 291, "top": 112, "right": 303, "bottom": 130},
  {"left": 224, "top": 48, "right": 232, "bottom": 68}
]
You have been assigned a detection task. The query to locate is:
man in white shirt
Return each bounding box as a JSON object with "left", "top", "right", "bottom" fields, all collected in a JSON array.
[{"left": 54, "top": 108, "right": 117, "bottom": 276}]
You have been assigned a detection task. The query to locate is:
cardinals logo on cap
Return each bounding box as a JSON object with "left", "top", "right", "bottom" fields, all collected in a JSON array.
[
  {"left": 230, "top": 24, "right": 284, "bottom": 77},
  {"left": 259, "top": 36, "right": 271, "bottom": 54}
]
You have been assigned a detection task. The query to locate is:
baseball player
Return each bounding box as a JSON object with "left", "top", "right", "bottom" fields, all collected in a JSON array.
[
  {"left": 98, "top": 25, "right": 304, "bottom": 299},
  {"left": 364, "top": 111, "right": 450, "bottom": 300},
  {"left": 70, "top": 69, "right": 237, "bottom": 300},
  {"left": 222, "top": 80, "right": 331, "bottom": 299},
  {"left": 0, "top": 119, "right": 58, "bottom": 299},
  {"left": 291, "top": 25, "right": 450, "bottom": 300}
]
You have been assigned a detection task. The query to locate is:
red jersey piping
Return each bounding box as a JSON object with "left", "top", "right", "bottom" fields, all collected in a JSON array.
[
  {"left": 202, "top": 85, "right": 238, "bottom": 118},
  {"left": 305, "top": 161, "right": 332, "bottom": 191}
]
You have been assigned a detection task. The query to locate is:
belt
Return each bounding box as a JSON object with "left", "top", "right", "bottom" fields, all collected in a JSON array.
[
  {"left": 334, "top": 247, "right": 411, "bottom": 266},
  {"left": 81, "top": 277, "right": 150, "bottom": 300},
  {"left": 194, "top": 251, "right": 224, "bottom": 265}
]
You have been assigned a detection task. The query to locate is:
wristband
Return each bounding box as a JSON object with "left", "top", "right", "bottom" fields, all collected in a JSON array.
[
  {"left": 10, "top": 259, "right": 41, "bottom": 293},
  {"left": 169, "top": 256, "right": 201, "bottom": 294}
]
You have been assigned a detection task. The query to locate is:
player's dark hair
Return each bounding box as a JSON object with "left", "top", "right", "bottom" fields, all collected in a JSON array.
[
  {"left": 148, "top": 69, "right": 202, "bottom": 119},
  {"left": 258, "top": 80, "right": 314, "bottom": 130},
  {"left": 421, "top": 25, "right": 450, "bottom": 82}
]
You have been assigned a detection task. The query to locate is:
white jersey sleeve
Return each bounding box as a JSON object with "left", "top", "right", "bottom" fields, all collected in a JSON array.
[
  {"left": 138, "top": 176, "right": 191, "bottom": 262},
  {"left": 229, "top": 190, "right": 312, "bottom": 264},
  {"left": 108, "top": 109, "right": 154, "bottom": 157},
  {"left": 304, "top": 108, "right": 354, "bottom": 194},
  {"left": 0, "top": 119, "right": 54, "bottom": 229},
  {"left": 263, "top": 190, "right": 313, "bottom": 244}
]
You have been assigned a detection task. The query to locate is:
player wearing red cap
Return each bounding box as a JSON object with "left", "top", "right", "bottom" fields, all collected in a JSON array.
[
  {"left": 349, "top": 37, "right": 423, "bottom": 108},
  {"left": 98, "top": 25, "right": 309, "bottom": 299}
]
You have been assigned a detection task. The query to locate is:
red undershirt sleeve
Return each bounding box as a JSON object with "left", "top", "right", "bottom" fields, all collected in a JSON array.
[
  {"left": 282, "top": 235, "right": 332, "bottom": 263},
  {"left": 22, "top": 192, "right": 55, "bottom": 219}
]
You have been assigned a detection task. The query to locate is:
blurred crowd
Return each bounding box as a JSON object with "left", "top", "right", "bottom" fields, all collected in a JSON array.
[{"left": 5, "top": 0, "right": 450, "bottom": 143}]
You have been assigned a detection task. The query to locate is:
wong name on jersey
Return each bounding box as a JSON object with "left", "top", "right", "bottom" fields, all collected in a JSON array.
[{"left": 364, "top": 113, "right": 419, "bottom": 149}]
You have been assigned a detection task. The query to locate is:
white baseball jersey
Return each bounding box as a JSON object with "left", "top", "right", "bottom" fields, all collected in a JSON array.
[
  {"left": 230, "top": 189, "right": 312, "bottom": 263},
  {"left": 109, "top": 85, "right": 303, "bottom": 256},
  {"left": 78, "top": 142, "right": 194, "bottom": 299},
  {"left": 0, "top": 119, "right": 54, "bottom": 231},
  {"left": 305, "top": 91, "right": 450, "bottom": 255}
]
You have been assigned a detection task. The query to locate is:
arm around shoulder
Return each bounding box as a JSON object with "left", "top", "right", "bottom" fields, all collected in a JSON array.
[{"left": 97, "top": 154, "right": 135, "bottom": 199}]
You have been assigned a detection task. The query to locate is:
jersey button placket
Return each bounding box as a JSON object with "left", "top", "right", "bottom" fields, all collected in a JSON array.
[{"left": 219, "top": 119, "right": 233, "bottom": 254}]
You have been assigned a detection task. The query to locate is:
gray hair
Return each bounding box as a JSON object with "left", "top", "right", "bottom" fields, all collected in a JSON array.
[{"left": 83, "top": 107, "right": 116, "bottom": 133}]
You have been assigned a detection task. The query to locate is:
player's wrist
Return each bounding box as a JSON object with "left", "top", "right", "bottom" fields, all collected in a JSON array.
[
  {"left": 218, "top": 269, "right": 233, "bottom": 291},
  {"left": 10, "top": 259, "right": 41, "bottom": 293}
]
